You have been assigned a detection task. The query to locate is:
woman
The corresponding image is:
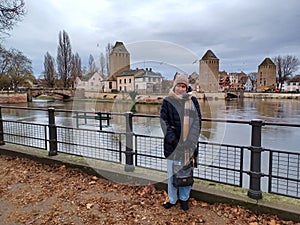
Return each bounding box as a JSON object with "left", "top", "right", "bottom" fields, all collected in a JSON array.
[{"left": 160, "top": 74, "right": 202, "bottom": 211}]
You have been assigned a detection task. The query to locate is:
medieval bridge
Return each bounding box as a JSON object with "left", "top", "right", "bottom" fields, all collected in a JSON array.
[{"left": 27, "top": 88, "right": 76, "bottom": 102}]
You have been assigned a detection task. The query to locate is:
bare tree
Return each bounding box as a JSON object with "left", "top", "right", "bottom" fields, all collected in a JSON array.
[
  {"left": 88, "top": 54, "right": 97, "bottom": 74},
  {"left": 0, "top": 44, "right": 11, "bottom": 74},
  {"left": 273, "top": 55, "right": 300, "bottom": 90},
  {"left": 57, "top": 30, "right": 72, "bottom": 88},
  {"left": 99, "top": 52, "right": 105, "bottom": 75},
  {"left": 0, "top": 0, "right": 25, "bottom": 38},
  {"left": 5, "top": 48, "right": 32, "bottom": 90},
  {"left": 44, "top": 52, "right": 56, "bottom": 87},
  {"left": 0, "top": 45, "right": 33, "bottom": 90},
  {"left": 70, "top": 52, "right": 81, "bottom": 88},
  {"left": 105, "top": 43, "right": 113, "bottom": 76}
]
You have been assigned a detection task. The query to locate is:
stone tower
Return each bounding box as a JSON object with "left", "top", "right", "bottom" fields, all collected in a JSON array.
[
  {"left": 256, "top": 58, "right": 276, "bottom": 92},
  {"left": 199, "top": 50, "right": 219, "bottom": 92},
  {"left": 109, "top": 41, "right": 130, "bottom": 76}
]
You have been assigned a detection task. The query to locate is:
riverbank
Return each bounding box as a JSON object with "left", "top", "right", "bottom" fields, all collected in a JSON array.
[
  {"left": 76, "top": 91, "right": 300, "bottom": 104},
  {"left": 243, "top": 92, "right": 300, "bottom": 99},
  {"left": 1, "top": 91, "right": 300, "bottom": 104},
  {"left": 0, "top": 93, "right": 27, "bottom": 104}
]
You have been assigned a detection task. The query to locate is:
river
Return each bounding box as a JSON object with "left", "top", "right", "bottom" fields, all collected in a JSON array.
[{"left": 1, "top": 97, "right": 300, "bottom": 153}]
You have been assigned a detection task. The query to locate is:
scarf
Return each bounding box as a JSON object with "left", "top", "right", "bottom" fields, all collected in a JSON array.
[{"left": 169, "top": 89, "right": 192, "bottom": 142}]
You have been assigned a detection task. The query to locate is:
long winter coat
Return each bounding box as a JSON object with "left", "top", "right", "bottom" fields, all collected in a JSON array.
[{"left": 160, "top": 93, "right": 202, "bottom": 162}]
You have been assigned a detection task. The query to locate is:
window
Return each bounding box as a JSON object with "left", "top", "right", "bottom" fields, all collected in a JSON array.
[
  {"left": 119, "top": 79, "right": 122, "bottom": 84},
  {"left": 124, "top": 79, "right": 126, "bottom": 84},
  {"left": 129, "top": 78, "right": 131, "bottom": 83}
]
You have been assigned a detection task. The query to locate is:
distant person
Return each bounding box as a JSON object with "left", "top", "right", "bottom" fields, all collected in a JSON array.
[{"left": 160, "top": 74, "right": 202, "bottom": 211}]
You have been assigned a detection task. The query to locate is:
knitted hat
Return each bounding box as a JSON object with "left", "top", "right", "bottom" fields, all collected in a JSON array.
[{"left": 173, "top": 74, "right": 188, "bottom": 88}]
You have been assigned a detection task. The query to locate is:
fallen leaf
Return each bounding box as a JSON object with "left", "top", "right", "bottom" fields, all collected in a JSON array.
[{"left": 86, "top": 203, "right": 93, "bottom": 209}]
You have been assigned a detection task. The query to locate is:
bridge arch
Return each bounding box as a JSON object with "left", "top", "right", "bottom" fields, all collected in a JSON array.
[{"left": 27, "top": 88, "right": 75, "bottom": 101}]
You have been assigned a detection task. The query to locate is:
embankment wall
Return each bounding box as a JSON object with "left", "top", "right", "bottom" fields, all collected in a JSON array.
[{"left": 0, "top": 93, "right": 27, "bottom": 104}]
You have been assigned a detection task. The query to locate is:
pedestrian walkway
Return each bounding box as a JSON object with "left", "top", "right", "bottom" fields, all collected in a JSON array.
[{"left": 0, "top": 143, "right": 300, "bottom": 224}]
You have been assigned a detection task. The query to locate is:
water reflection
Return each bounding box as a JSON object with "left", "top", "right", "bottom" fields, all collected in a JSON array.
[{"left": 1, "top": 97, "right": 300, "bottom": 152}]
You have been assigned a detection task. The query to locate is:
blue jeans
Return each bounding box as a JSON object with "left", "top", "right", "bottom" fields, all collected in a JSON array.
[{"left": 167, "top": 159, "right": 192, "bottom": 204}]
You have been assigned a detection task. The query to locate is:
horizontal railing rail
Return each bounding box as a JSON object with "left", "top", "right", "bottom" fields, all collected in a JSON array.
[
  {"left": 0, "top": 105, "right": 299, "bottom": 200},
  {"left": 2, "top": 119, "right": 47, "bottom": 150}
]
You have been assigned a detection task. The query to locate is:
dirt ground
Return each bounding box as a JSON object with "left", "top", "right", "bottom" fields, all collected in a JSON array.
[{"left": 0, "top": 155, "right": 299, "bottom": 225}]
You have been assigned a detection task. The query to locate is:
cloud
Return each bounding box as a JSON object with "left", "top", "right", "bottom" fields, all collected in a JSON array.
[{"left": 2, "top": 0, "right": 300, "bottom": 76}]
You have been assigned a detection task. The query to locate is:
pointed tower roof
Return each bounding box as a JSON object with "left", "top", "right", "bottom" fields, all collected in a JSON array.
[
  {"left": 259, "top": 58, "right": 275, "bottom": 67},
  {"left": 111, "top": 41, "right": 129, "bottom": 54},
  {"left": 201, "top": 50, "right": 219, "bottom": 60}
]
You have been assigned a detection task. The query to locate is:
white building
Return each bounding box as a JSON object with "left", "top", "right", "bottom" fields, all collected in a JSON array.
[
  {"left": 244, "top": 77, "right": 253, "bottom": 92},
  {"left": 135, "top": 68, "right": 163, "bottom": 94},
  {"left": 284, "top": 75, "right": 300, "bottom": 92},
  {"left": 75, "top": 72, "right": 105, "bottom": 92}
]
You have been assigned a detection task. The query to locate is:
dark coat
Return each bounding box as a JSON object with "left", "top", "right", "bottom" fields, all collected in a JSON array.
[{"left": 160, "top": 95, "right": 202, "bottom": 162}]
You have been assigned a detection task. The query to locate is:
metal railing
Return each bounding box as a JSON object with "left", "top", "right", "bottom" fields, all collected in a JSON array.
[{"left": 0, "top": 105, "right": 299, "bottom": 200}]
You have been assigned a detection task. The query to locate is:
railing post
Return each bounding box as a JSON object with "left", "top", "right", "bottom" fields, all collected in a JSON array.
[
  {"left": 98, "top": 112, "right": 103, "bottom": 130},
  {"left": 247, "top": 119, "right": 263, "bottom": 199},
  {"left": 0, "top": 106, "right": 5, "bottom": 145},
  {"left": 124, "top": 112, "right": 134, "bottom": 172},
  {"left": 107, "top": 112, "right": 111, "bottom": 126},
  {"left": 48, "top": 107, "right": 58, "bottom": 156},
  {"left": 75, "top": 112, "right": 79, "bottom": 128}
]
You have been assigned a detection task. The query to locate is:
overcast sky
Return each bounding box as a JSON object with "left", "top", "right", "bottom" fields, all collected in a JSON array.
[{"left": 2, "top": 0, "right": 300, "bottom": 79}]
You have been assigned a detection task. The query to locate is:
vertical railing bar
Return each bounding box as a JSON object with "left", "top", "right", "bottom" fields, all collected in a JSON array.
[
  {"left": 239, "top": 147, "right": 244, "bottom": 187},
  {"left": 287, "top": 154, "right": 290, "bottom": 195},
  {"left": 268, "top": 151, "right": 273, "bottom": 194},
  {"left": 44, "top": 125, "right": 47, "bottom": 150},
  {"left": 0, "top": 106, "right": 5, "bottom": 145},
  {"left": 119, "top": 133, "right": 122, "bottom": 163},
  {"left": 75, "top": 111, "right": 79, "bottom": 128},
  {"left": 134, "top": 135, "right": 138, "bottom": 166},
  {"left": 297, "top": 156, "right": 300, "bottom": 197}
]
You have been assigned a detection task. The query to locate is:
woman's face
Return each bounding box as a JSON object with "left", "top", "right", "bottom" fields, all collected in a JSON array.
[{"left": 174, "top": 83, "right": 187, "bottom": 95}]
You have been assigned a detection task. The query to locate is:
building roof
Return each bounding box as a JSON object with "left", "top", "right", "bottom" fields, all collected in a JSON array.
[
  {"left": 201, "top": 50, "right": 219, "bottom": 60},
  {"left": 110, "top": 41, "right": 129, "bottom": 54},
  {"left": 106, "top": 73, "right": 117, "bottom": 81},
  {"left": 116, "top": 69, "right": 144, "bottom": 77},
  {"left": 135, "top": 68, "right": 162, "bottom": 78},
  {"left": 259, "top": 58, "right": 275, "bottom": 67},
  {"left": 80, "top": 73, "right": 95, "bottom": 81},
  {"left": 289, "top": 75, "right": 300, "bottom": 82},
  {"left": 80, "top": 72, "right": 103, "bottom": 82}
]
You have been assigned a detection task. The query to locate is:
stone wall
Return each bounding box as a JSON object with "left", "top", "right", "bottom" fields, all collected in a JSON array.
[
  {"left": 0, "top": 93, "right": 27, "bottom": 104},
  {"left": 244, "top": 92, "right": 300, "bottom": 99}
]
